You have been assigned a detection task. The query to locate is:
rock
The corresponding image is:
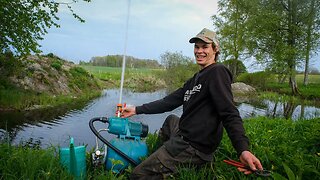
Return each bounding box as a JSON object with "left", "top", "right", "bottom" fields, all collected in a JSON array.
[
  {"left": 9, "top": 55, "right": 98, "bottom": 95},
  {"left": 231, "top": 82, "right": 256, "bottom": 94}
]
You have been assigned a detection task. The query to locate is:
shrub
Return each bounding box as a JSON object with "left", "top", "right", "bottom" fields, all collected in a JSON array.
[
  {"left": 51, "top": 60, "right": 63, "bottom": 70},
  {"left": 237, "top": 71, "right": 275, "bottom": 88}
]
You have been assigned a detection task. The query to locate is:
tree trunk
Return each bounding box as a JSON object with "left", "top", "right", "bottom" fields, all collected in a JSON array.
[
  {"left": 287, "top": 0, "right": 300, "bottom": 95},
  {"left": 303, "top": 0, "right": 315, "bottom": 86},
  {"left": 289, "top": 71, "right": 299, "bottom": 94}
]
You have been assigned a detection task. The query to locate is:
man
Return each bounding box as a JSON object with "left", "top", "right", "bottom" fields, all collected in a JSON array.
[{"left": 121, "top": 28, "right": 263, "bottom": 179}]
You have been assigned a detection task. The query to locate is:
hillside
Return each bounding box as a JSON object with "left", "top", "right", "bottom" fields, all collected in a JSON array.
[{"left": 0, "top": 53, "right": 101, "bottom": 110}]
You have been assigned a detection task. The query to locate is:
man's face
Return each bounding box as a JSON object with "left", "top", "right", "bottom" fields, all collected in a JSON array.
[{"left": 194, "top": 41, "right": 217, "bottom": 68}]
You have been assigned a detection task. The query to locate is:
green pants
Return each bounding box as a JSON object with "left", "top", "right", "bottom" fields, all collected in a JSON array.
[{"left": 130, "top": 114, "right": 211, "bottom": 180}]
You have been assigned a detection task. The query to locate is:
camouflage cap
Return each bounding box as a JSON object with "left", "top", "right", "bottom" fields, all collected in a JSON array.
[{"left": 189, "top": 28, "right": 219, "bottom": 47}]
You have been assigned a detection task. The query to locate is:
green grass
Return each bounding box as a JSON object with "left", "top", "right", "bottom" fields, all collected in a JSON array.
[
  {"left": 264, "top": 82, "right": 320, "bottom": 100},
  {"left": 80, "top": 65, "right": 163, "bottom": 81},
  {"left": 1, "top": 117, "right": 319, "bottom": 179},
  {"left": 0, "top": 143, "right": 73, "bottom": 179},
  {"left": 81, "top": 65, "right": 166, "bottom": 92},
  {"left": 0, "top": 88, "right": 101, "bottom": 110},
  {"left": 296, "top": 74, "right": 320, "bottom": 84}
]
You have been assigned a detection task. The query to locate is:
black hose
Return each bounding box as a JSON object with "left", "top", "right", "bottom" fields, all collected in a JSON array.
[{"left": 89, "top": 117, "right": 139, "bottom": 166}]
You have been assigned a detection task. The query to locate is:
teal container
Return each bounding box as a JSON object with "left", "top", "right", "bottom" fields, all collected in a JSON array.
[
  {"left": 106, "top": 138, "right": 148, "bottom": 172},
  {"left": 59, "top": 138, "right": 86, "bottom": 179}
]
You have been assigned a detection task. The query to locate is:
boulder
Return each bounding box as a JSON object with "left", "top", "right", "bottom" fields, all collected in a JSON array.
[{"left": 231, "top": 82, "right": 256, "bottom": 94}]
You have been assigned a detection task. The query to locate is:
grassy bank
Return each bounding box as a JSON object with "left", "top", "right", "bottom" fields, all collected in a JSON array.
[
  {"left": 81, "top": 65, "right": 166, "bottom": 92},
  {"left": 1, "top": 117, "right": 319, "bottom": 179},
  {"left": 0, "top": 88, "right": 101, "bottom": 111},
  {"left": 0, "top": 55, "right": 102, "bottom": 111},
  {"left": 237, "top": 72, "right": 320, "bottom": 100}
]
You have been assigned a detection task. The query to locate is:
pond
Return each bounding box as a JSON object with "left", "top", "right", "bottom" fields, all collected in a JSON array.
[{"left": 0, "top": 89, "right": 319, "bottom": 150}]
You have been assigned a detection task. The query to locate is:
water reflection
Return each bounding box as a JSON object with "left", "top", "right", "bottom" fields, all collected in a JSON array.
[
  {"left": 238, "top": 99, "right": 320, "bottom": 120},
  {"left": 0, "top": 89, "right": 319, "bottom": 150}
]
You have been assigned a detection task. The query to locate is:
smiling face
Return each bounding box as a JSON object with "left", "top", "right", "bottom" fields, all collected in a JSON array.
[{"left": 194, "top": 40, "right": 218, "bottom": 69}]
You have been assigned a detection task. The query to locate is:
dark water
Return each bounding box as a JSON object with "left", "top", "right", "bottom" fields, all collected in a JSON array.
[{"left": 0, "top": 89, "right": 319, "bottom": 150}]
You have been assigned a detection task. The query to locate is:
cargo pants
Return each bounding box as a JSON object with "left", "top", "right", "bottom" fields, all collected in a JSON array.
[{"left": 130, "top": 114, "right": 212, "bottom": 180}]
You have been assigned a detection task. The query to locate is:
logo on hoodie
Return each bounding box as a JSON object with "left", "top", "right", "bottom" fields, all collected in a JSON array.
[{"left": 184, "top": 84, "right": 202, "bottom": 101}]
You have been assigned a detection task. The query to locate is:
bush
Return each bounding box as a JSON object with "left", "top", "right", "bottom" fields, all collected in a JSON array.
[
  {"left": 161, "top": 63, "right": 199, "bottom": 89},
  {"left": 51, "top": 60, "right": 63, "bottom": 70},
  {"left": 237, "top": 71, "right": 275, "bottom": 88}
]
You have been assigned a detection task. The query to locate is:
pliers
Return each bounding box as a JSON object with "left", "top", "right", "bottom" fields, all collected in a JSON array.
[{"left": 223, "top": 159, "right": 271, "bottom": 177}]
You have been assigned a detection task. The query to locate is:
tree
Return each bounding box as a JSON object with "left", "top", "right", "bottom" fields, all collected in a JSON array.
[
  {"left": 243, "top": 0, "right": 320, "bottom": 94},
  {"left": 159, "top": 51, "right": 197, "bottom": 88},
  {"left": 160, "top": 51, "right": 193, "bottom": 69},
  {"left": 212, "top": 0, "right": 249, "bottom": 77},
  {"left": 302, "top": 0, "right": 320, "bottom": 85},
  {"left": 214, "top": 0, "right": 320, "bottom": 94},
  {"left": 0, "top": 0, "right": 91, "bottom": 56},
  {"left": 222, "top": 59, "right": 247, "bottom": 78}
]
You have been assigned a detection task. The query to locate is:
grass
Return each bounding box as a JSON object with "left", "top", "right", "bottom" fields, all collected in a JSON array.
[
  {"left": 80, "top": 65, "right": 163, "bottom": 81},
  {"left": 81, "top": 65, "right": 166, "bottom": 92},
  {"left": 238, "top": 73, "right": 320, "bottom": 100},
  {"left": 263, "top": 82, "right": 320, "bottom": 100},
  {"left": 296, "top": 74, "right": 320, "bottom": 84},
  {"left": 0, "top": 143, "right": 73, "bottom": 179},
  {"left": 0, "top": 88, "right": 101, "bottom": 110},
  {"left": 1, "top": 117, "right": 319, "bottom": 179}
]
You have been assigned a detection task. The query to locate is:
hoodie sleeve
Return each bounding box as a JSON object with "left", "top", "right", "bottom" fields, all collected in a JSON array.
[{"left": 208, "top": 64, "right": 249, "bottom": 156}]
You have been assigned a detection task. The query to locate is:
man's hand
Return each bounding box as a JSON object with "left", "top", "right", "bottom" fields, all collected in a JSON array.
[
  {"left": 121, "top": 106, "right": 136, "bottom": 118},
  {"left": 238, "top": 151, "right": 263, "bottom": 174}
]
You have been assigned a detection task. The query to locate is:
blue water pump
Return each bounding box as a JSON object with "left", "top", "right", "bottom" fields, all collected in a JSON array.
[{"left": 89, "top": 114, "right": 148, "bottom": 172}]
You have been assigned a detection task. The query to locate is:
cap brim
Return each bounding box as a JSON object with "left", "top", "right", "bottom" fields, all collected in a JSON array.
[{"left": 189, "top": 37, "right": 212, "bottom": 44}]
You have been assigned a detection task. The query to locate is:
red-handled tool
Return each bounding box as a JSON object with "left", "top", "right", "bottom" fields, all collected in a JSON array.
[{"left": 223, "top": 159, "right": 271, "bottom": 177}]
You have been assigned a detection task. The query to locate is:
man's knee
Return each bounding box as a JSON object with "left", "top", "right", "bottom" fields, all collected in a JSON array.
[
  {"left": 165, "top": 114, "right": 179, "bottom": 123},
  {"left": 160, "top": 114, "right": 180, "bottom": 141}
]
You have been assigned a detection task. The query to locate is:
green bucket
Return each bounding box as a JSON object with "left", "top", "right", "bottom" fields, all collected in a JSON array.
[{"left": 59, "top": 137, "right": 86, "bottom": 179}]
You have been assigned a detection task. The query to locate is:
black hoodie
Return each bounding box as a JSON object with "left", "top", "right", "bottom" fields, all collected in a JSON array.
[{"left": 136, "top": 63, "right": 249, "bottom": 155}]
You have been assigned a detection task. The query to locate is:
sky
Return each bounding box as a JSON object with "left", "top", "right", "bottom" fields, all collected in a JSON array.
[
  {"left": 40, "top": 0, "right": 218, "bottom": 63},
  {"left": 39, "top": 0, "right": 319, "bottom": 71}
]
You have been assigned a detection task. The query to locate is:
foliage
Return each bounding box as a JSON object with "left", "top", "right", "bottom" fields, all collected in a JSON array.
[
  {"left": 51, "top": 59, "right": 63, "bottom": 70},
  {"left": 0, "top": 87, "right": 101, "bottom": 110},
  {"left": 159, "top": 51, "right": 198, "bottom": 89},
  {"left": 0, "top": 0, "right": 91, "bottom": 55},
  {"left": 81, "top": 65, "right": 166, "bottom": 92},
  {"left": 237, "top": 71, "right": 275, "bottom": 88},
  {"left": 0, "top": 143, "right": 72, "bottom": 179},
  {"left": 222, "top": 59, "right": 247, "bottom": 78},
  {"left": 145, "top": 132, "right": 162, "bottom": 155},
  {"left": 0, "top": 52, "right": 23, "bottom": 90},
  {"left": 212, "top": 0, "right": 250, "bottom": 77},
  {"left": 213, "top": 0, "right": 320, "bottom": 94},
  {"left": 160, "top": 51, "right": 193, "bottom": 69},
  {"left": 263, "top": 82, "right": 320, "bottom": 100},
  {"left": 68, "top": 66, "right": 98, "bottom": 91},
  {"left": 1, "top": 117, "right": 319, "bottom": 179},
  {"left": 201, "top": 117, "right": 320, "bottom": 180},
  {"left": 83, "top": 55, "right": 162, "bottom": 69},
  {"left": 0, "top": 55, "right": 101, "bottom": 110}
]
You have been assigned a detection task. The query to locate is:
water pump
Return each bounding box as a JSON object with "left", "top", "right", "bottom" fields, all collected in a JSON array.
[{"left": 89, "top": 104, "right": 148, "bottom": 172}]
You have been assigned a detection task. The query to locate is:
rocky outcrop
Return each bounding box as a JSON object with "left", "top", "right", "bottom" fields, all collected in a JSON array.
[
  {"left": 231, "top": 82, "right": 256, "bottom": 103},
  {"left": 9, "top": 55, "right": 99, "bottom": 95},
  {"left": 231, "top": 82, "right": 256, "bottom": 94}
]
